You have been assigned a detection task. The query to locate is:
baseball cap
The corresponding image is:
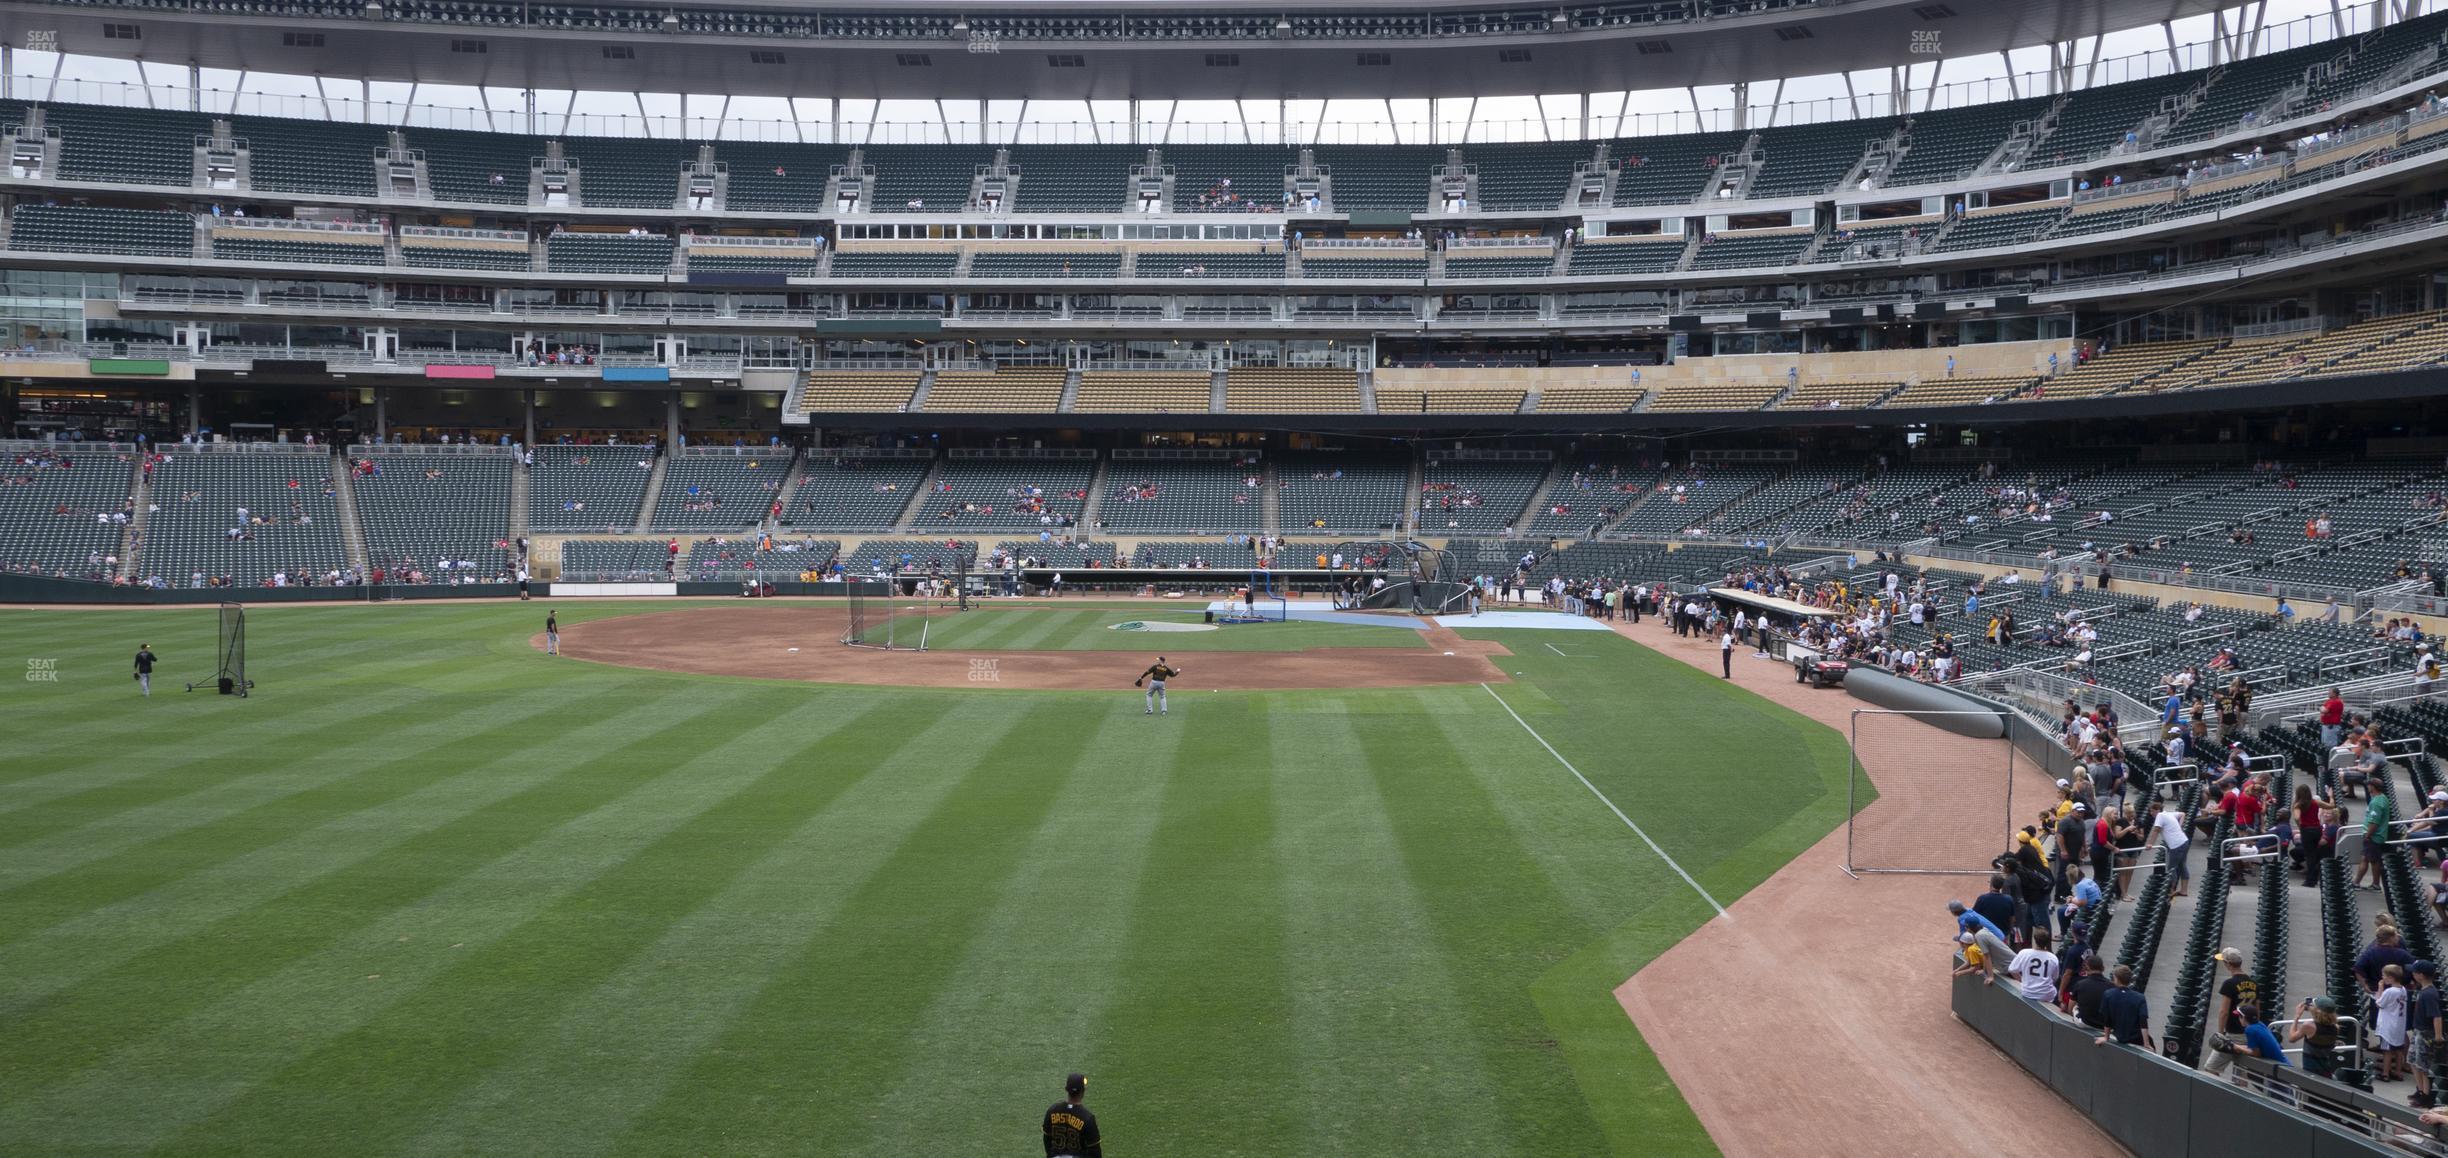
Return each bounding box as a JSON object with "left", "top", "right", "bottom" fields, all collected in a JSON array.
[
  {"left": 2432, "top": 791, "right": 2448, "bottom": 802},
  {"left": 1958, "top": 932, "right": 1977, "bottom": 945},
  {"left": 2070, "top": 921, "right": 2089, "bottom": 936},
  {"left": 2074, "top": 802, "right": 2089, "bottom": 812},
  {"left": 2420, "top": 962, "right": 2441, "bottom": 980},
  {"left": 1065, "top": 1072, "right": 1087, "bottom": 1097},
  {"left": 2216, "top": 947, "right": 2242, "bottom": 965},
  {"left": 2056, "top": 778, "right": 2071, "bottom": 789}
]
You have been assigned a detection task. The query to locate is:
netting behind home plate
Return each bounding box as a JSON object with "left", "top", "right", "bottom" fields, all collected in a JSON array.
[{"left": 1843, "top": 709, "right": 2021, "bottom": 875}]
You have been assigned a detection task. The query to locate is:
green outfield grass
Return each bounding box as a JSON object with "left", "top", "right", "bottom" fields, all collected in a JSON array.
[
  {"left": 914, "top": 605, "right": 1430, "bottom": 652},
  {"left": 0, "top": 600, "right": 1857, "bottom": 1156}
]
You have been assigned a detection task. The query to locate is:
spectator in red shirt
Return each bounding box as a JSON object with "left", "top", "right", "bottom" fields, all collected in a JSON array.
[{"left": 2322, "top": 688, "right": 2348, "bottom": 749}]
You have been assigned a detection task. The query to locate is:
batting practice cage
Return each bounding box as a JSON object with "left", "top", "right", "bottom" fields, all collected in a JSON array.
[
  {"left": 1842, "top": 708, "right": 2022, "bottom": 875},
  {"left": 189, "top": 601, "right": 253, "bottom": 697},
  {"left": 840, "top": 579, "right": 929, "bottom": 651},
  {"left": 1217, "top": 570, "right": 1288, "bottom": 623},
  {"left": 1356, "top": 541, "right": 1473, "bottom": 615}
]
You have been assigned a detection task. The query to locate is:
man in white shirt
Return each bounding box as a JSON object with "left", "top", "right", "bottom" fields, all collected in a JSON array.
[
  {"left": 1909, "top": 600, "right": 1927, "bottom": 626},
  {"left": 1719, "top": 628, "right": 1735, "bottom": 679},
  {"left": 2148, "top": 802, "right": 2193, "bottom": 898},
  {"left": 2008, "top": 928, "right": 2063, "bottom": 1002}
]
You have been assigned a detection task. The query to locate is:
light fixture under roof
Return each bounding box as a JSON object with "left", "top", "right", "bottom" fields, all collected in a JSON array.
[{"left": 952, "top": 16, "right": 970, "bottom": 32}]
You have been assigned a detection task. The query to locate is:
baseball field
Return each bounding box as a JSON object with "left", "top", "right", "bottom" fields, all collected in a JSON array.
[{"left": 0, "top": 599, "right": 1859, "bottom": 1155}]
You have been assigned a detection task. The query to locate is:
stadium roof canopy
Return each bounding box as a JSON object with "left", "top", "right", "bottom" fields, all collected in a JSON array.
[{"left": 0, "top": 0, "right": 2227, "bottom": 101}]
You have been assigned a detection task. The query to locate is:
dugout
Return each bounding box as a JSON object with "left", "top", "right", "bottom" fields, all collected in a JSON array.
[{"left": 1704, "top": 587, "right": 1841, "bottom": 637}]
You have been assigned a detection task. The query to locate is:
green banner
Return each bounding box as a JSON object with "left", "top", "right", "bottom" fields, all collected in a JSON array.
[{"left": 88, "top": 358, "right": 172, "bottom": 375}]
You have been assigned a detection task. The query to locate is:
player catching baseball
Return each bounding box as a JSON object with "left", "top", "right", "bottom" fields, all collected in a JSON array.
[{"left": 1136, "top": 655, "right": 1182, "bottom": 715}]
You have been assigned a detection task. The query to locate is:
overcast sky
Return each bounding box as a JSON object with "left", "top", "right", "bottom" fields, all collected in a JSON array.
[{"left": 5, "top": 0, "right": 2384, "bottom": 143}]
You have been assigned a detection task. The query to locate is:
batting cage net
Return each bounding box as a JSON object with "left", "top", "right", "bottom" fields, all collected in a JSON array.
[
  {"left": 1218, "top": 570, "right": 1288, "bottom": 623},
  {"left": 1843, "top": 708, "right": 2020, "bottom": 875},
  {"left": 841, "top": 579, "right": 928, "bottom": 650},
  {"left": 204, "top": 601, "right": 251, "bottom": 696}
]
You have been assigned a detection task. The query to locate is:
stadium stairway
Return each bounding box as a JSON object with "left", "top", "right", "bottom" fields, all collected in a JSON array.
[
  {"left": 893, "top": 457, "right": 947, "bottom": 531},
  {"left": 632, "top": 452, "right": 670, "bottom": 534},
  {"left": 1058, "top": 369, "right": 1083, "bottom": 413},
  {"left": 509, "top": 454, "right": 532, "bottom": 545},
  {"left": 767, "top": 451, "right": 810, "bottom": 530},
  {"left": 1261, "top": 460, "right": 1283, "bottom": 533},
  {"left": 1512, "top": 458, "right": 1572, "bottom": 534},
  {"left": 116, "top": 461, "right": 151, "bottom": 582},
  {"left": 1079, "top": 455, "right": 1112, "bottom": 528},
  {"left": 330, "top": 459, "right": 373, "bottom": 577},
  {"left": 1403, "top": 455, "right": 1426, "bottom": 534},
  {"left": 1209, "top": 370, "right": 1229, "bottom": 412},
  {"left": 907, "top": 370, "right": 938, "bottom": 412}
]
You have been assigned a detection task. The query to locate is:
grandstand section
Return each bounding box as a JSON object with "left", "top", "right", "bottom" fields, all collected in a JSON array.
[
  {"left": 141, "top": 446, "right": 347, "bottom": 586},
  {"left": 528, "top": 445, "right": 654, "bottom": 533},
  {"left": 915, "top": 452, "right": 1095, "bottom": 530},
  {"left": 647, "top": 448, "right": 788, "bottom": 532},
  {"left": 348, "top": 445, "right": 514, "bottom": 581},
  {"left": 0, "top": 443, "right": 134, "bottom": 580},
  {"left": 785, "top": 451, "right": 933, "bottom": 532},
  {"left": 1095, "top": 454, "right": 1265, "bottom": 534}
]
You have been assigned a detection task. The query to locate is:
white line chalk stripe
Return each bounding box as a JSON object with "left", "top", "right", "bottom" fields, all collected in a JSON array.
[{"left": 1479, "top": 682, "right": 1729, "bottom": 921}]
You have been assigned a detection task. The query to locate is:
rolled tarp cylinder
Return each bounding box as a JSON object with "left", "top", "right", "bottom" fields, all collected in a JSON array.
[{"left": 1843, "top": 667, "right": 2009, "bottom": 739}]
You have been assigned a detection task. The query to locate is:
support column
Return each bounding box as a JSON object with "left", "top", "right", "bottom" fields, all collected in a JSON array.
[
  {"left": 189, "top": 384, "right": 203, "bottom": 436},
  {"left": 666, "top": 392, "right": 681, "bottom": 447},
  {"left": 375, "top": 388, "right": 387, "bottom": 441},
  {"left": 2, "top": 45, "right": 12, "bottom": 101},
  {"left": 1731, "top": 81, "right": 1749, "bottom": 130},
  {"left": 524, "top": 389, "right": 536, "bottom": 446},
  {"left": 1578, "top": 93, "right": 1589, "bottom": 140},
  {"left": 188, "top": 62, "right": 201, "bottom": 112},
  {"left": 1129, "top": 97, "right": 1141, "bottom": 144}
]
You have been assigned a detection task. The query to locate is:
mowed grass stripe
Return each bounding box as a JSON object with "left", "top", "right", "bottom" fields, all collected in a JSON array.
[
  {"left": 0, "top": 624, "right": 552, "bottom": 799},
  {"left": 1000, "top": 606, "right": 1101, "bottom": 651},
  {"left": 0, "top": 682, "right": 712, "bottom": 1028},
  {"left": 164, "top": 694, "right": 944, "bottom": 1153},
  {"left": 856, "top": 698, "right": 1186, "bottom": 1154},
  {"left": 933, "top": 606, "right": 1037, "bottom": 650},
  {"left": 0, "top": 686, "right": 548, "bottom": 888},
  {"left": 1090, "top": 700, "right": 1299, "bottom": 1155},
  {"left": 1270, "top": 698, "right": 1500, "bottom": 1153},
  {"left": 0, "top": 665, "right": 445, "bottom": 793},
  {"left": 1414, "top": 686, "right": 1673, "bottom": 929},
  {"left": 616, "top": 700, "right": 1102, "bottom": 1150},
  {"left": 1467, "top": 629, "right": 1850, "bottom": 891},
  {"left": 0, "top": 692, "right": 849, "bottom": 1153},
  {"left": 397, "top": 697, "right": 1054, "bottom": 1158},
  {"left": 1349, "top": 710, "right": 1620, "bottom": 1155},
  {"left": 0, "top": 677, "right": 639, "bottom": 937}
]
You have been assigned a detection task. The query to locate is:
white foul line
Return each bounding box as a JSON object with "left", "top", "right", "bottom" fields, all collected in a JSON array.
[{"left": 1480, "top": 682, "right": 1729, "bottom": 921}]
